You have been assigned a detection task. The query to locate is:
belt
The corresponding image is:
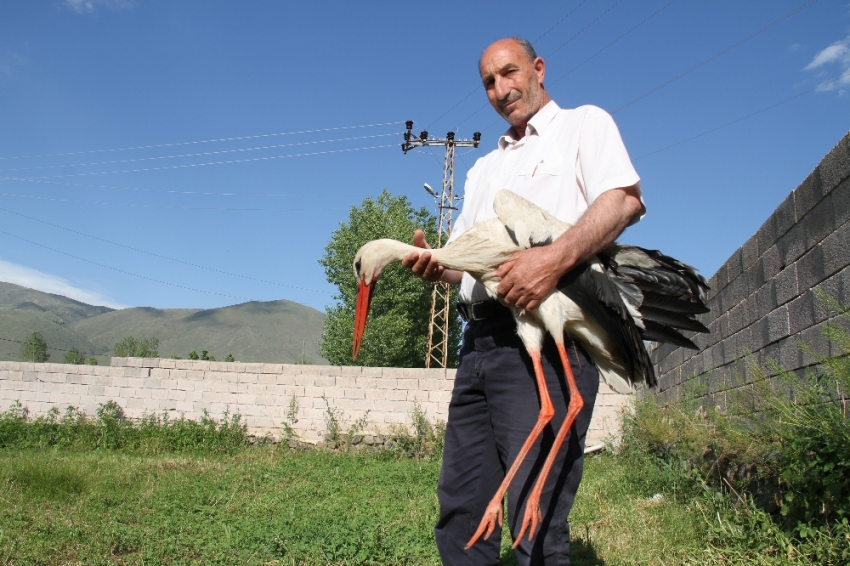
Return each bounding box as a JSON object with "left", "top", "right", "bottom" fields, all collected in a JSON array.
[{"left": 456, "top": 300, "right": 512, "bottom": 322}]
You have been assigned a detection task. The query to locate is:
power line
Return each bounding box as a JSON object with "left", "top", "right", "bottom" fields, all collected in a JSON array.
[
  {"left": 0, "top": 336, "right": 82, "bottom": 355},
  {"left": 545, "top": 0, "right": 624, "bottom": 59},
  {"left": 0, "top": 192, "right": 348, "bottom": 211},
  {"left": 533, "top": 0, "right": 592, "bottom": 43},
  {"left": 0, "top": 120, "right": 405, "bottom": 161},
  {"left": 0, "top": 132, "right": 400, "bottom": 173},
  {"left": 0, "top": 228, "right": 254, "bottom": 302},
  {"left": 0, "top": 206, "right": 330, "bottom": 295},
  {"left": 634, "top": 71, "right": 850, "bottom": 161},
  {"left": 613, "top": 0, "right": 819, "bottom": 114},
  {"left": 0, "top": 175, "right": 318, "bottom": 198},
  {"left": 27, "top": 143, "right": 398, "bottom": 179},
  {"left": 549, "top": 0, "right": 678, "bottom": 88}
]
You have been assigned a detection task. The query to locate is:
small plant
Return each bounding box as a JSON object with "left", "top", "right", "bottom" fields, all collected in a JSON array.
[
  {"left": 63, "top": 347, "right": 86, "bottom": 365},
  {"left": 322, "top": 396, "right": 342, "bottom": 446},
  {"left": 86, "top": 357, "right": 98, "bottom": 365},
  {"left": 224, "top": 353, "right": 235, "bottom": 362},
  {"left": 281, "top": 395, "right": 300, "bottom": 443}
]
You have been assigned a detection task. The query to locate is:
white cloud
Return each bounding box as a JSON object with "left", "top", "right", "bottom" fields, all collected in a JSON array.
[
  {"left": 803, "top": 36, "right": 850, "bottom": 92},
  {"left": 0, "top": 258, "right": 127, "bottom": 309},
  {"left": 63, "top": 0, "right": 133, "bottom": 14}
]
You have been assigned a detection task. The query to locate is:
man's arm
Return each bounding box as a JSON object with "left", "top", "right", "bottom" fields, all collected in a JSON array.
[
  {"left": 495, "top": 184, "right": 644, "bottom": 311},
  {"left": 401, "top": 230, "right": 464, "bottom": 285}
]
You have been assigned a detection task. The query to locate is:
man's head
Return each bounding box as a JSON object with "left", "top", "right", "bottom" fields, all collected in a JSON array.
[{"left": 479, "top": 38, "right": 551, "bottom": 136}]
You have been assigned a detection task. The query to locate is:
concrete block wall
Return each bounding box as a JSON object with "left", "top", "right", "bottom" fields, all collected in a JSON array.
[
  {"left": 650, "top": 133, "right": 850, "bottom": 407},
  {"left": 0, "top": 357, "right": 627, "bottom": 445}
]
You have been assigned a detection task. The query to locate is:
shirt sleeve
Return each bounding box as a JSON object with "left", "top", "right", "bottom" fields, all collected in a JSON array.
[{"left": 577, "top": 106, "right": 642, "bottom": 205}]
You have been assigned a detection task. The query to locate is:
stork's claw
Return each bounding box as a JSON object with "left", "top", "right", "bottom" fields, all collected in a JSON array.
[
  {"left": 465, "top": 499, "right": 503, "bottom": 549},
  {"left": 512, "top": 498, "right": 542, "bottom": 548}
]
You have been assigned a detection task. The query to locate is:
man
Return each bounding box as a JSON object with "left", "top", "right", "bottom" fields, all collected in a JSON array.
[{"left": 402, "top": 37, "right": 644, "bottom": 565}]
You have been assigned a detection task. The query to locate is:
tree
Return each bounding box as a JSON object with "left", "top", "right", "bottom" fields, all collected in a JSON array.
[
  {"left": 113, "top": 336, "right": 159, "bottom": 358},
  {"left": 20, "top": 332, "right": 50, "bottom": 363},
  {"left": 319, "top": 189, "right": 461, "bottom": 367},
  {"left": 63, "top": 347, "right": 86, "bottom": 365}
]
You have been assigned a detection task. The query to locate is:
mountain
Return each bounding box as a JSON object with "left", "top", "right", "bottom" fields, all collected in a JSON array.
[
  {"left": 0, "top": 282, "right": 327, "bottom": 364},
  {"left": 0, "top": 282, "right": 113, "bottom": 362}
]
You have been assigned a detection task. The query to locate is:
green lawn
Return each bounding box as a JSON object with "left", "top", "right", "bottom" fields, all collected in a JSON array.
[{"left": 0, "top": 446, "right": 717, "bottom": 566}]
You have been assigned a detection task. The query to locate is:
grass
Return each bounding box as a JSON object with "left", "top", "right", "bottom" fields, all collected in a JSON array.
[{"left": 1, "top": 445, "right": 720, "bottom": 566}]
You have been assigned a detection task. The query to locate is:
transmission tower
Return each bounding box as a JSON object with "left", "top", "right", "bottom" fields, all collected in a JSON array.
[{"left": 402, "top": 120, "right": 481, "bottom": 368}]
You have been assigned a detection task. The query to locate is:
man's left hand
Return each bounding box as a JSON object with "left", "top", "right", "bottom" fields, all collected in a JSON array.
[{"left": 495, "top": 245, "right": 562, "bottom": 311}]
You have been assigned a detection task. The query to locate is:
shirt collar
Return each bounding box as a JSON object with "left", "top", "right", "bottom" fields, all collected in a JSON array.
[{"left": 498, "top": 100, "right": 561, "bottom": 149}]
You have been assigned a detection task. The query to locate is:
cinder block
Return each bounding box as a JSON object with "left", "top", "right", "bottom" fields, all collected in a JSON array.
[
  {"left": 160, "top": 359, "right": 176, "bottom": 369},
  {"left": 742, "top": 234, "right": 760, "bottom": 269},
  {"left": 335, "top": 376, "right": 356, "bottom": 388},
  {"left": 802, "top": 196, "right": 836, "bottom": 249},
  {"left": 798, "top": 244, "right": 827, "bottom": 291},
  {"left": 833, "top": 177, "right": 850, "bottom": 228},
  {"left": 429, "top": 389, "right": 451, "bottom": 405},
  {"left": 184, "top": 370, "right": 205, "bottom": 380},
  {"left": 343, "top": 388, "right": 366, "bottom": 400},
  {"left": 340, "top": 366, "right": 362, "bottom": 377},
  {"left": 715, "top": 263, "right": 729, "bottom": 292},
  {"left": 821, "top": 220, "right": 850, "bottom": 278},
  {"left": 314, "top": 376, "right": 336, "bottom": 387},
  {"left": 261, "top": 364, "right": 284, "bottom": 374},
  {"left": 755, "top": 281, "right": 777, "bottom": 319},
  {"left": 364, "top": 388, "right": 388, "bottom": 401},
  {"left": 725, "top": 248, "right": 744, "bottom": 282},
  {"left": 774, "top": 191, "right": 797, "bottom": 238},
  {"left": 795, "top": 167, "right": 824, "bottom": 218},
  {"left": 775, "top": 264, "right": 799, "bottom": 306},
  {"left": 360, "top": 367, "right": 384, "bottom": 378},
  {"left": 756, "top": 215, "right": 776, "bottom": 258},
  {"left": 766, "top": 306, "right": 790, "bottom": 344},
  {"left": 777, "top": 222, "right": 808, "bottom": 266},
  {"left": 355, "top": 377, "right": 378, "bottom": 389},
  {"left": 385, "top": 389, "right": 407, "bottom": 401},
  {"left": 819, "top": 134, "right": 850, "bottom": 193}
]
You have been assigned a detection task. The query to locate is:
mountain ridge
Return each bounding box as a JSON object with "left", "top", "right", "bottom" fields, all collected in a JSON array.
[{"left": 0, "top": 281, "right": 326, "bottom": 364}]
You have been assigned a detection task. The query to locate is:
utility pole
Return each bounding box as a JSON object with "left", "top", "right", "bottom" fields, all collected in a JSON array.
[{"left": 402, "top": 121, "right": 481, "bottom": 368}]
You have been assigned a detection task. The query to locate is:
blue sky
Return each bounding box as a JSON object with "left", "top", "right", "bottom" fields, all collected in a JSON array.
[{"left": 0, "top": 0, "right": 848, "bottom": 312}]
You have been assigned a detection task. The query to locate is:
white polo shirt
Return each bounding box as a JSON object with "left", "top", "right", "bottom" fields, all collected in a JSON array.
[{"left": 448, "top": 101, "right": 642, "bottom": 303}]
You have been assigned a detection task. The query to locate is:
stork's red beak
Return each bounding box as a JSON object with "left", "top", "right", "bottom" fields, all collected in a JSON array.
[{"left": 352, "top": 278, "right": 376, "bottom": 360}]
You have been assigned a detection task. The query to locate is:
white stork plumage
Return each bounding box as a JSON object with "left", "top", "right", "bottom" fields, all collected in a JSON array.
[{"left": 351, "top": 189, "right": 709, "bottom": 548}]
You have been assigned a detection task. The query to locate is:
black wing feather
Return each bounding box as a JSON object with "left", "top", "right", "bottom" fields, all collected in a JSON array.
[{"left": 558, "top": 263, "right": 656, "bottom": 388}]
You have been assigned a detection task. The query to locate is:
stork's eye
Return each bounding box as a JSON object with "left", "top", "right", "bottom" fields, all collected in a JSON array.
[{"left": 355, "top": 259, "right": 362, "bottom": 276}]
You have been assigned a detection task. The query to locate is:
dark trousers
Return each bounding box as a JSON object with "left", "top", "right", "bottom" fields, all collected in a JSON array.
[{"left": 435, "top": 317, "right": 599, "bottom": 566}]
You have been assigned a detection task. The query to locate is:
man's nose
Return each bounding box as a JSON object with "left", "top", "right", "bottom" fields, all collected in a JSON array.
[{"left": 493, "top": 76, "right": 512, "bottom": 101}]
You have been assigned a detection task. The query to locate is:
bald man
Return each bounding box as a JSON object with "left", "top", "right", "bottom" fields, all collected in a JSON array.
[{"left": 403, "top": 37, "right": 644, "bottom": 565}]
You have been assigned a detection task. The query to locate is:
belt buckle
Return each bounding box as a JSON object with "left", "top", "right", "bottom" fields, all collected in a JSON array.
[{"left": 456, "top": 303, "right": 471, "bottom": 322}]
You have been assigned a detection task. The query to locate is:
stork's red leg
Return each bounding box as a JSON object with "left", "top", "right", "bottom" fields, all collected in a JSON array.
[
  {"left": 465, "top": 350, "right": 555, "bottom": 550},
  {"left": 513, "top": 340, "right": 585, "bottom": 547}
]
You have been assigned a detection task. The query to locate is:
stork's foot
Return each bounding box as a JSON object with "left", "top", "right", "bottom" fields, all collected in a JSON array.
[
  {"left": 512, "top": 495, "right": 543, "bottom": 548},
  {"left": 465, "top": 498, "right": 504, "bottom": 549}
]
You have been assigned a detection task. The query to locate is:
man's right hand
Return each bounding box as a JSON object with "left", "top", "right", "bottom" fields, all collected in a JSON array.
[{"left": 401, "top": 230, "right": 446, "bottom": 282}]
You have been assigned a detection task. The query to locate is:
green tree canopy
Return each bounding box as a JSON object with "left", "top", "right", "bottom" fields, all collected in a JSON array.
[
  {"left": 113, "top": 336, "right": 159, "bottom": 358},
  {"left": 20, "top": 332, "right": 50, "bottom": 363},
  {"left": 319, "top": 189, "right": 461, "bottom": 368},
  {"left": 63, "top": 347, "right": 86, "bottom": 365}
]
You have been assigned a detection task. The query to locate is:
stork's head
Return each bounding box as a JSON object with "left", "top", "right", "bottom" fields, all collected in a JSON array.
[{"left": 352, "top": 238, "right": 410, "bottom": 361}]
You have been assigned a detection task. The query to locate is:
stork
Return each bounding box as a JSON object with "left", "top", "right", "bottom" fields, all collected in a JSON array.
[{"left": 351, "top": 189, "right": 709, "bottom": 549}]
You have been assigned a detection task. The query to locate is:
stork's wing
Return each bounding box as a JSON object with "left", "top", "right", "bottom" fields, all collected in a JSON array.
[
  {"left": 557, "top": 262, "right": 656, "bottom": 388},
  {"left": 602, "top": 245, "right": 710, "bottom": 349}
]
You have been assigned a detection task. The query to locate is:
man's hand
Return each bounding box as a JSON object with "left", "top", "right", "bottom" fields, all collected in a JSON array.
[
  {"left": 495, "top": 185, "right": 644, "bottom": 311},
  {"left": 495, "top": 246, "right": 562, "bottom": 311},
  {"left": 401, "top": 230, "right": 444, "bottom": 282}
]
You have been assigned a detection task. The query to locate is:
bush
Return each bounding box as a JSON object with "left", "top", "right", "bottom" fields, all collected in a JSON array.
[
  {"left": 622, "top": 294, "right": 850, "bottom": 562},
  {"left": 113, "top": 336, "right": 159, "bottom": 358},
  {"left": 0, "top": 400, "right": 247, "bottom": 454}
]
